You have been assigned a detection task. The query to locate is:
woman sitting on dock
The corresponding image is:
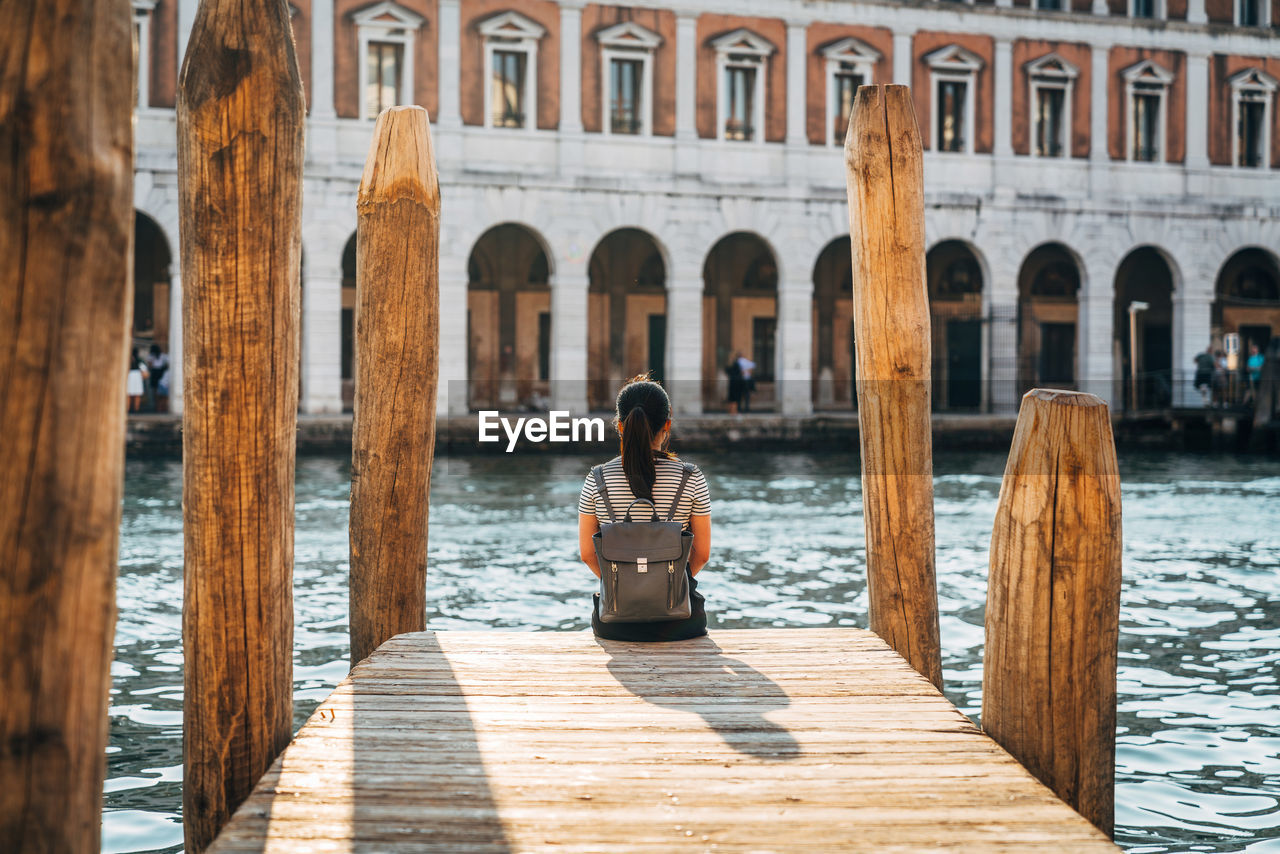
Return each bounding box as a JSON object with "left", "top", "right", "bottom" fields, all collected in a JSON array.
[{"left": 578, "top": 376, "right": 712, "bottom": 641}]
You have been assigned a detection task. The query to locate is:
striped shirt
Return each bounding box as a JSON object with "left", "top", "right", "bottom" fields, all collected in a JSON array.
[{"left": 578, "top": 456, "right": 711, "bottom": 528}]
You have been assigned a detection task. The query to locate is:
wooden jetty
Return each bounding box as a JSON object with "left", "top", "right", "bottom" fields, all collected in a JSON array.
[{"left": 210, "top": 629, "right": 1117, "bottom": 852}]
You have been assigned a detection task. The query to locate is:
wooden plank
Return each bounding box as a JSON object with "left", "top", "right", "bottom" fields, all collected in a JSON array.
[
  {"left": 0, "top": 0, "right": 133, "bottom": 849},
  {"left": 177, "top": 0, "right": 305, "bottom": 849},
  {"left": 983, "top": 389, "right": 1123, "bottom": 835},
  {"left": 350, "top": 105, "right": 440, "bottom": 667},
  {"left": 845, "top": 84, "right": 942, "bottom": 690},
  {"left": 211, "top": 629, "right": 1116, "bottom": 852}
]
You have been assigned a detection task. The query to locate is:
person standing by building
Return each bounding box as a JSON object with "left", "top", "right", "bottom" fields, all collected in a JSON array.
[
  {"left": 724, "top": 355, "right": 743, "bottom": 414},
  {"left": 736, "top": 353, "right": 756, "bottom": 413},
  {"left": 147, "top": 344, "right": 170, "bottom": 413},
  {"left": 1246, "top": 342, "right": 1265, "bottom": 403},
  {"left": 1193, "top": 343, "right": 1216, "bottom": 407},
  {"left": 127, "top": 347, "right": 148, "bottom": 413}
]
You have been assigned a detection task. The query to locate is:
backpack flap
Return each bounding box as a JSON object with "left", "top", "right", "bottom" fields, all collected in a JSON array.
[{"left": 596, "top": 520, "right": 685, "bottom": 562}]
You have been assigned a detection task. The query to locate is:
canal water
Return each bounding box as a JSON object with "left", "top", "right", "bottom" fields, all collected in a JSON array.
[{"left": 107, "top": 450, "right": 1280, "bottom": 852}]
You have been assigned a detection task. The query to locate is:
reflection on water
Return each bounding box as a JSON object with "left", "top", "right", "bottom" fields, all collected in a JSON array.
[{"left": 106, "top": 451, "right": 1280, "bottom": 852}]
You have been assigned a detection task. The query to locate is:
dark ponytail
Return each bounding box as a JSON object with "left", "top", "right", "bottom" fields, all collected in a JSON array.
[{"left": 614, "top": 375, "right": 672, "bottom": 501}]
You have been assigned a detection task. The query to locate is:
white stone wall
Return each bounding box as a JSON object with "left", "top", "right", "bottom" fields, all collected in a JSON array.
[{"left": 133, "top": 0, "right": 1280, "bottom": 418}]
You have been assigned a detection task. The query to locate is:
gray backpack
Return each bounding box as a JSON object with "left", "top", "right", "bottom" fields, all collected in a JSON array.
[{"left": 591, "top": 463, "right": 695, "bottom": 623}]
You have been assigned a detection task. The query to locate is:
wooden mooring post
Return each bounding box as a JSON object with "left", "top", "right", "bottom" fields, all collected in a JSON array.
[
  {"left": 983, "top": 389, "right": 1122, "bottom": 835},
  {"left": 349, "top": 106, "right": 441, "bottom": 667},
  {"left": 176, "top": 0, "right": 305, "bottom": 848},
  {"left": 0, "top": 1, "right": 134, "bottom": 850},
  {"left": 844, "top": 84, "right": 943, "bottom": 689}
]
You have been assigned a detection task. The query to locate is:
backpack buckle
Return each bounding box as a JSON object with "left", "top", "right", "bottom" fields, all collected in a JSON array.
[{"left": 636, "top": 557, "right": 648, "bottom": 573}]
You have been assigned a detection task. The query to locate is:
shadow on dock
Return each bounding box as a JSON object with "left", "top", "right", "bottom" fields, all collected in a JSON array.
[{"left": 597, "top": 635, "right": 801, "bottom": 762}]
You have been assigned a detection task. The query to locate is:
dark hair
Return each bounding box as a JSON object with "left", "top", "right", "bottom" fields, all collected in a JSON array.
[{"left": 614, "top": 374, "right": 672, "bottom": 501}]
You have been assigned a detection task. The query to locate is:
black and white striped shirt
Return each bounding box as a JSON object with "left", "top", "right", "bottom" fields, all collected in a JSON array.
[{"left": 578, "top": 456, "right": 711, "bottom": 527}]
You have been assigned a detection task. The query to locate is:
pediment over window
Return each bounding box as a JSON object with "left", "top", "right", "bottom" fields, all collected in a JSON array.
[
  {"left": 351, "top": 0, "right": 424, "bottom": 30},
  {"left": 923, "top": 44, "right": 984, "bottom": 72},
  {"left": 1227, "top": 66, "right": 1278, "bottom": 92},
  {"left": 1025, "top": 52, "right": 1079, "bottom": 80},
  {"left": 1121, "top": 59, "right": 1174, "bottom": 86},
  {"left": 709, "top": 28, "right": 774, "bottom": 57},
  {"left": 597, "top": 21, "right": 662, "bottom": 51},
  {"left": 820, "top": 36, "right": 882, "bottom": 64},
  {"left": 478, "top": 10, "right": 546, "bottom": 42}
]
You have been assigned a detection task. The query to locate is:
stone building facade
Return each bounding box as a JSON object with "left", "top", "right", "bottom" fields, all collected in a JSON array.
[{"left": 131, "top": 0, "right": 1280, "bottom": 416}]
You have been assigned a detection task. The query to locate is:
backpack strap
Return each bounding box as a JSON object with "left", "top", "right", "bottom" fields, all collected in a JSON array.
[
  {"left": 665, "top": 463, "right": 696, "bottom": 522},
  {"left": 591, "top": 465, "right": 617, "bottom": 523}
]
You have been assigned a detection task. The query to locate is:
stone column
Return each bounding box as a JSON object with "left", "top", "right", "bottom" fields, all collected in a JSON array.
[
  {"left": 178, "top": 0, "right": 198, "bottom": 66},
  {"left": 666, "top": 275, "right": 704, "bottom": 416},
  {"left": 987, "top": 264, "right": 1020, "bottom": 414},
  {"left": 301, "top": 255, "right": 344, "bottom": 414},
  {"left": 439, "top": 255, "right": 469, "bottom": 416},
  {"left": 1185, "top": 52, "right": 1210, "bottom": 170},
  {"left": 893, "top": 30, "right": 913, "bottom": 86},
  {"left": 559, "top": 0, "right": 586, "bottom": 175},
  {"left": 168, "top": 272, "right": 183, "bottom": 415},
  {"left": 675, "top": 12, "right": 699, "bottom": 175},
  {"left": 785, "top": 20, "right": 809, "bottom": 186},
  {"left": 994, "top": 38, "right": 1013, "bottom": 159},
  {"left": 1172, "top": 287, "right": 1213, "bottom": 407},
  {"left": 308, "top": 0, "right": 338, "bottom": 162},
  {"left": 1078, "top": 259, "right": 1115, "bottom": 405},
  {"left": 551, "top": 269, "right": 589, "bottom": 412},
  {"left": 1089, "top": 44, "right": 1111, "bottom": 196},
  {"left": 777, "top": 273, "right": 813, "bottom": 416},
  {"left": 1187, "top": 0, "right": 1208, "bottom": 23},
  {"left": 1093, "top": 0, "right": 1110, "bottom": 15},
  {"left": 438, "top": 0, "right": 462, "bottom": 128}
]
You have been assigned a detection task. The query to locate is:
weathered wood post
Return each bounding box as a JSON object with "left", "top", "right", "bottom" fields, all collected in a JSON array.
[
  {"left": 177, "top": 0, "right": 304, "bottom": 848},
  {"left": 983, "top": 389, "right": 1122, "bottom": 834},
  {"left": 350, "top": 106, "right": 441, "bottom": 666},
  {"left": 844, "top": 84, "right": 943, "bottom": 689},
  {"left": 0, "top": 1, "right": 133, "bottom": 850}
]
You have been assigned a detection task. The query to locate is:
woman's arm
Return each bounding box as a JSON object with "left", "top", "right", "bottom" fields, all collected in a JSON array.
[
  {"left": 578, "top": 513, "right": 601, "bottom": 578},
  {"left": 689, "top": 514, "right": 711, "bottom": 576}
]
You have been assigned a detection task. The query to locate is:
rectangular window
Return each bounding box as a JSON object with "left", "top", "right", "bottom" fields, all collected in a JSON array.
[
  {"left": 725, "top": 63, "right": 756, "bottom": 141},
  {"left": 1034, "top": 86, "right": 1065, "bottom": 157},
  {"left": 752, "top": 317, "right": 776, "bottom": 382},
  {"left": 1239, "top": 0, "right": 1261, "bottom": 25},
  {"left": 1131, "top": 89, "right": 1160, "bottom": 161},
  {"left": 1037, "top": 0, "right": 1063, "bottom": 9},
  {"left": 1132, "top": 0, "right": 1156, "bottom": 17},
  {"left": 937, "top": 79, "right": 966, "bottom": 152},
  {"left": 833, "top": 66, "right": 864, "bottom": 144},
  {"left": 1238, "top": 97, "right": 1266, "bottom": 167},
  {"left": 609, "top": 57, "right": 643, "bottom": 135},
  {"left": 491, "top": 49, "right": 527, "bottom": 128},
  {"left": 365, "top": 41, "right": 403, "bottom": 120}
]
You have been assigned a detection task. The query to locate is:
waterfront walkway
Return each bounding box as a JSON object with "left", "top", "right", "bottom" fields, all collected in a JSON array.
[{"left": 209, "top": 628, "right": 1117, "bottom": 852}]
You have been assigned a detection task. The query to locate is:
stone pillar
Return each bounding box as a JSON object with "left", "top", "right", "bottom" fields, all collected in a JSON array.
[
  {"left": 1173, "top": 287, "right": 1213, "bottom": 407},
  {"left": 1078, "top": 260, "right": 1115, "bottom": 405},
  {"left": 777, "top": 274, "right": 813, "bottom": 416},
  {"left": 666, "top": 275, "right": 704, "bottom": 416},
  {"left": 994, "top": 38, "right": 1014, "bottom": 159},
  {"left": 785, "top": 21, "right": 807, "bottom": 146},
  {"left": 675, "top": 12, "right": 699, "bottom": 175},
  {"left": 1089, "top": 44, "right": 1111, "bottom": 196},
  {"left": 439, "top": 256, "right": 469, "bottom": 416},
  {"left": 168, "top": 272, "right": 184, "bottom": 415},
  {"left": 1187, "top": 0, "right": 1208, "bottom": 23},
  {"left": 893, "top": 31, "right": 913, "bottom": 86},
  {"left": 551, "top": 269, "right": 589, "bottom": 412},
  {"left": 1093, "top": 0, "right": 1110, "bottom": 15},
  {"left": 308, "top": 0, "right": 338, "bottom": 162},
  {"left": 301, "top": 256, "right": 344, "bottom": 414},
  {"left": 996, "top": 0, "right": 1013, "bottom": 8},
  {"left": 178, "top": 0, "right": 198, "bottom": 66},
  {"left": 1185, "top": 52, "right": 1210, "bottom": 170},
  {"left": 559, "top": 3, "right": 585, "bottom": 174},
  {"left": 987, "top": 268, "right": 1020, "bottom": 413},
  {"left": 438, "top": 0, "right": 462, "bottom": 128}
]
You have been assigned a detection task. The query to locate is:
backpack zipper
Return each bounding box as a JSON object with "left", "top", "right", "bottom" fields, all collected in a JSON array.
[
  {"left": 610, "top": 562, "right": 618, "bottom": 614},
  {"left": 667, "top": 562, "right": 675, "bottom": 610}
]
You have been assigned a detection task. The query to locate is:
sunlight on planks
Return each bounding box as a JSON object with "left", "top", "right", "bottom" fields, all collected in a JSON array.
[{"left": 210, "top": 628, "right": 1118, "bottom": 853}]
